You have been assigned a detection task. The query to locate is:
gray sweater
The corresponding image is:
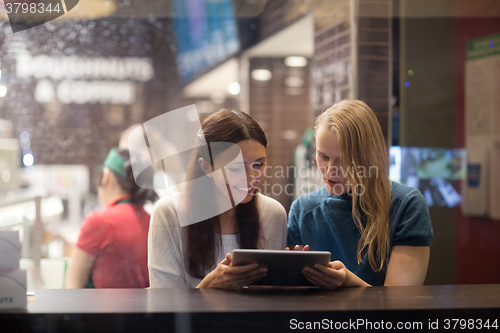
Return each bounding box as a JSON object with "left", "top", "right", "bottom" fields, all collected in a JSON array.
[{"left": 148, "top": 193, "right": 288, "bottom": 288}]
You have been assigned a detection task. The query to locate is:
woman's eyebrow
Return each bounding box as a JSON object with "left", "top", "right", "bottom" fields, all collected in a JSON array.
[{"left": 244, "top": 157, "right": 266, "bottom": 164}]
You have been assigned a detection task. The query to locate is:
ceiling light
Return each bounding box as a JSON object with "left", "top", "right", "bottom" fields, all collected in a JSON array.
[
  {"left": 285, "top": 56, "right": 308, "bottom": 67},
  {"left": 228, "top": 82, "right": 241, "bottom": 95},
  {"left": 23, "top": 153, "right": 34, "bottom": 167},
  {"left": 0, "top": 85, "right": 7, "bottom": 98},
  {"left": 251, "top": 69, "right": 272, "bottom": 81}
]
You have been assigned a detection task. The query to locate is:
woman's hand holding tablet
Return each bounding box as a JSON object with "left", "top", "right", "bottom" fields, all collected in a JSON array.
[
  {"left": 302, "top": 260, "right": 372, "bottom": 289},
  {"left": 284, "top": 245, "right": 371, "bottom": 289},
  {"left": 196, "top": 253, "right": 268, "bottom": 290},
  {"left": 285, "top": 245, "right": 310, "bottom": 251}
]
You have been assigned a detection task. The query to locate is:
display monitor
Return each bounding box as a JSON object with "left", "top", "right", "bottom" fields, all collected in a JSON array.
[
  {"left": 389, "top": 146, "right": 467, "bottom": 208},
  {"left": 171, "top": 0, "right": 240, "bottom": 82}
]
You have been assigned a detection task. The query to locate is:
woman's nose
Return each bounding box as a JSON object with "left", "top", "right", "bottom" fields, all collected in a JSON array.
[
  {"left": 327, "top": 162, "right": 340, "bottom": 177},
  {"left": 246, "top": 166, "right": 257, "bottom": 182}
]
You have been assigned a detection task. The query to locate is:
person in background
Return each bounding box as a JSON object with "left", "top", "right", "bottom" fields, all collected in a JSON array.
[
  {"left": 119, "top": 123, "right": 185, "bottom": 199},
  {"left": 148, "top": 109, "right": 287, "bottom": 289},
  {"left": 66, "top": 148, "right": 158, "bottom": 288},
  {"left": 288, "top": 100, "right": 433, "bottom": 289}
]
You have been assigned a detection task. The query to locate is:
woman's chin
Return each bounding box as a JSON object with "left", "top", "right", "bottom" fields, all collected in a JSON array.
[
  {"left": 325, "top": 183, "right": 348, "bottom": 196},
  {"left": 232, "top": 189, "right": 256, "bottom": 205}
]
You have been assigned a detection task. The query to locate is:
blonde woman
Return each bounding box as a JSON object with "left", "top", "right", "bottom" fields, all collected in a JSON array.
[{"left": 287, "top": 100, "right": 433, "bottom": 289}]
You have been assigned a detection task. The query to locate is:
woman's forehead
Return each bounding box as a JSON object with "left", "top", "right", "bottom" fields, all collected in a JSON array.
[
  {"left": 316, "top": 126, "right": 340, "bottom": 152},
  {"left": 237, "top": 139, "right": 266, "bottom": 161},
  {"left": 212, "top": 140, "right": 266, "bottom": 166}
]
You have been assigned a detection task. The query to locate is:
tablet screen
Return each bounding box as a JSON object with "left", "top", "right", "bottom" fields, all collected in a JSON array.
[{"left": 232, "top": 249, "right": 331, "bottom": 286}]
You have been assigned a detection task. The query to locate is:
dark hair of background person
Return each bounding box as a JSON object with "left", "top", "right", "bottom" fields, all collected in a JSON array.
[
  {"left": 184, "top": 109, "right": 268, "bottom": 279},
  {"left": 96, "top": 148, "right": 159, "bottom": 207}
]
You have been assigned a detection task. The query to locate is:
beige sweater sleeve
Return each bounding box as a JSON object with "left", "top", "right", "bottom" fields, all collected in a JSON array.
[
  {"left": 148, "top": 193, "right": 288, "bottom": 288},
  {"left": 148, "top": 196, "right": 189, "bottom": 288},
  {"left": 257, "top": 194, "right": 288, "bottom": 250}
]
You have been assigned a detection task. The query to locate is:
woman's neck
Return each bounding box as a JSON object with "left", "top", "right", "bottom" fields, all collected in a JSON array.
[
  {"left": 218, "top": 208, "right": 238, "bottom": 234},
  {"left": 103, "top": 189, "right": 129, "bottom": 206}
]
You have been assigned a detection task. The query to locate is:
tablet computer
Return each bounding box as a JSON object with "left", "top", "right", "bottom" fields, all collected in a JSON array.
[{"left": 232, "top": 249, "right": 331, "bottom": 286}]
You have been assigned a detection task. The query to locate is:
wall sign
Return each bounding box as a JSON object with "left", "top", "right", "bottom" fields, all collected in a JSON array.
[{"left": 15, "top": 53, "right": 154, "bottom": 105}]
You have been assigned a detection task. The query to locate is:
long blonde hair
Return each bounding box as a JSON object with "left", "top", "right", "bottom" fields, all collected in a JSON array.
[{"left": 315, "top": 100, "right": 391, "bottom": 272}]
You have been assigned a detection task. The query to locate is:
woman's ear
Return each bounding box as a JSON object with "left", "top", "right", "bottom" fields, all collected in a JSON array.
[
  {"left": 101, "top": 167, "right": 111, "bottom": 186},
  {"left": 198, "top": 157, "right": 213, "bottom": 177}
]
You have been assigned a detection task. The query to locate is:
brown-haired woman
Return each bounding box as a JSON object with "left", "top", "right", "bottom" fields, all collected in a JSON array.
[
  {"left": 148, "top": 109, "right": 287, "bottom": 289},
  {"left": 66, "top": 148, "right": 158, "bottom": 288}
]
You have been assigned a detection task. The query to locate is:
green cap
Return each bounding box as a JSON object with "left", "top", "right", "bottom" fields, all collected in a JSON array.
[{"left": 96, "top": 147, "right": 127, "bottom": 179}]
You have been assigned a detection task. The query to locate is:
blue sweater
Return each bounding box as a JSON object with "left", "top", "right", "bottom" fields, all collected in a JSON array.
[{"left": 287, "top": 181, "right": 433, "bottom": 286}]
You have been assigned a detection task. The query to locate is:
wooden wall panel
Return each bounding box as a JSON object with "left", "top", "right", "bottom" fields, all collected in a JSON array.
[{"left": 249, "top": 58, "right": 311, "bottom": 210}]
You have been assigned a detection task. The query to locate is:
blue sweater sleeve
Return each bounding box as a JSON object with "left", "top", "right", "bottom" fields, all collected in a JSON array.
[
  {"left": 287, "top": 199, "right": 303, "bottom": 247},
  {"left": 392, "top": 189, "right": 433, "bottom": 247}
]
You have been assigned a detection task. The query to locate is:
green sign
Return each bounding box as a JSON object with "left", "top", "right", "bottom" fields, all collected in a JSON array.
[{"left": 467, "top": 33, "right": 500, "bottom": 61}]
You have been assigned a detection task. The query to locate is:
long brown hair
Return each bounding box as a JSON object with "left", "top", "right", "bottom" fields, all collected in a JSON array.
[
  {"left": 315, "top": 100, "right": 391, "bottom": 272},
  {"left": 184, "top": 109, "right": 267, "bottom": 279}
]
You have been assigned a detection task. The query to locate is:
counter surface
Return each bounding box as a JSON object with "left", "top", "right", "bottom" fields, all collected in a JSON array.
[{"left": 2, "top": 285, "right": 500, "bottom": 332}]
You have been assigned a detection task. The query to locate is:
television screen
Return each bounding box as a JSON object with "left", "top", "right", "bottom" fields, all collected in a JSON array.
[
  {"left": 389, "top": 147, "right": 467, "bottom": 208},
  {"left": 171, "top": 0, "right": 240, "bottom": 82}
]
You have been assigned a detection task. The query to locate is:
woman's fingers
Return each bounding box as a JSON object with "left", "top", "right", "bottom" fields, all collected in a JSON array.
[
  {"left": 244, "top": 272, "right": 267, "bottom": 285},
  {"left": 303, "top": 270, "right": 330, "bottom": 289},
  {"left": 223, "top": 265, "right": 266, "bottom": 280},
  {"left": 230, "top": 270, "right": 267, "bottom": 286},
  {"left": 209, "top": 256, "right": 265, "bottom": 289},
  {"left": 285, "top": 245, "right": 310, "bottom": 251},
  {"left": 303, "top": 266, "right": 328, "bottom": 280},
  {"left": 328, "top": 260, "right": 345, "bottom": 269},
  {"left": 303, "top": 265, "right": 344, "bottom": 289},
  {"left": 225, "top": 268, "right": 267, "bottom": 289},
  {"left": 314, "top": 263, "right": 340, "bottom": 275},
  {"left": 225, "top": 267, "right": 267, "bottom": 280},
  {"left": 220, "top": 253, "right": 232, "bottom": 266},
  {"left": 224, "top": 263, "right": 258, "bottom": 274}
]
